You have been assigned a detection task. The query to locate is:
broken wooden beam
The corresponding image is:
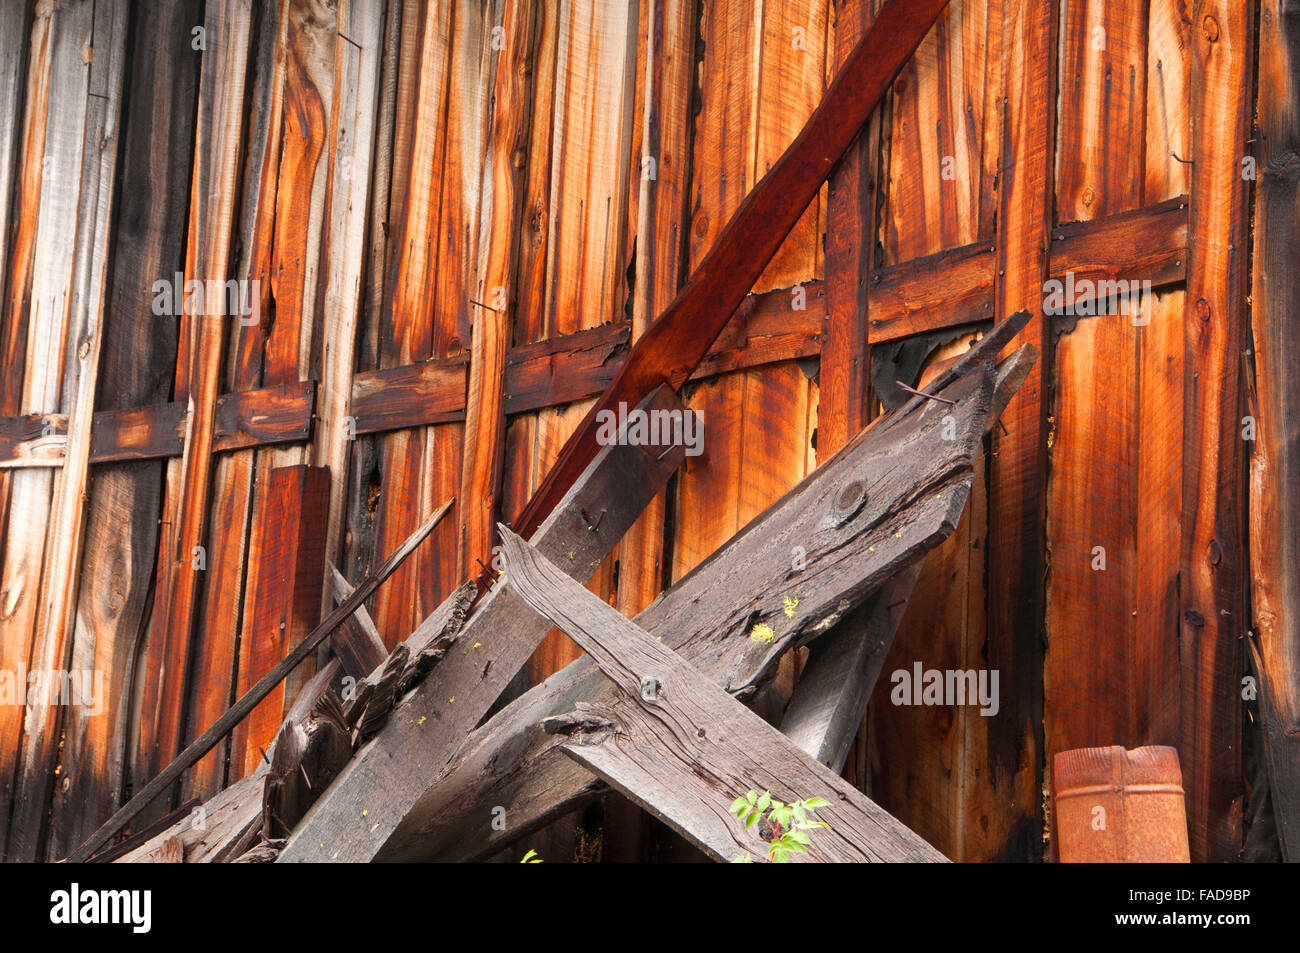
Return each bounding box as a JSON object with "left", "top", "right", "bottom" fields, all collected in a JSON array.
[
  {"left": 500, "top": 527, "right": 944, "bottom": 862},
  {"left": 327, "top": 563, "right": 388, "bottom": 678},
  {"left": 781, "top": 566, "right": 921, "bottom": 771},
  {"left": 370, "top": 331, "right": 1033, "bottom": 862},
  {"left": 65, "top": 498, "right": 452, "bottom": 862},
  {"left": 277, "top": 386, "right": 691, "bottom": 862}
]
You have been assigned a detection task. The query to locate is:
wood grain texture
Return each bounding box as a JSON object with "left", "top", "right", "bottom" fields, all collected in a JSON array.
[
  {"left": 459, "top": 0, "right": 536, "bottom": 608},
  {"left": 66, "top": 499, "right": 450, "bottom": 861},
  {"left": 819, "top": 0, "right": 876, "bottom": 454},
  {"left": 500, "top": 528, "right": 945, "bottom": 863},
  {"left": 378, "top": 346, "right": 1023, "bottom": 861},
  {"left": 229, "top": 466, "right": 330, "bottom": 779},
  {"left": 983, "top": 0, "right": 1056, "bottom": 862},
  {"left": 506, "top": 0, "right": 948, "bottom": 563},
  {"left": 0, "top": 0, "right": 116, "bottom": 861},
  {"left": 278, "top": 387, "right": 688, "bottom": 861},
  {"left": 1250, "top": 0, "right": 1300, "bottom": 861},
  {"left": 1178, "top": 0, "right": 1252, "bottom": 863},
  {"left": 47, "top": 0, "right": 200, "bottom": 859},
  {"left": 134, "top": 0, "right": 255, "bottom": 821},
  {"left": 1055, "top": 0, "right": 1147, "bottom": 221},
  {"left": 882, "top": 0, "right": 1000, "bottom": 263},
  {"left": 1144, "top": 0, "right": 1191, "bottom": 204},
  {"left": 1044, "top": 0, "right": 1149, "bottom": 804}
]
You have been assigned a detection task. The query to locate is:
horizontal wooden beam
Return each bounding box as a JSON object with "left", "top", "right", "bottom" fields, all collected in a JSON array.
[
  {"left": 869, "top": 196, "right": 1189, "bottom": 342},
  {"left": 2, "top": 197, "right": 1184, "bottom": 467},
  {"left": 349, "top": 284, "right": 825, "bottom": 435},
  {"left": 0, "top": 381, "right": 315, "bottom": 467}
]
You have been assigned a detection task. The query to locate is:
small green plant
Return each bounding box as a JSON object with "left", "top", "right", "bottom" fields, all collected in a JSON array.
[
  {"left": 520, "top": 848, "right": 542, "bottom": 863},
  {"left": 728, "top": 790, "right": 830, "bottom": 863}
]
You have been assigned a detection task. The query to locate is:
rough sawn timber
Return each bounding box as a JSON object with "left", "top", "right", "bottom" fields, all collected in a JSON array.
[
  {"left": 373, "top": 326, "right": 1034, "bottom": 862},
  {"left": 500, "top": 528, "right": 944, "bottom": 863},
  {"left": 277, "top": 386, "right": 690, "bottom": 861}
]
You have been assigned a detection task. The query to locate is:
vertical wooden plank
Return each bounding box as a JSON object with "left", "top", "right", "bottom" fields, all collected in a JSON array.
[
  {"left": 616, "top": 0, "right": 698, "bottom": 619},
  {"left": 0, "top": 5, "right": 55, "bottom": 860},
  {"left": 0, "top": 1, "right": 32, "bottom": 390},
  {"left": 1178, "top": 0, "right": 1252, "bottom": 863},
  {"left": 0, "top": 0, "right": 97, "bottom": 861},
  {"left": 313, "top": 0, "right": 384, "bottom": 587},
  {"left": 1250, "top": 0, "right": 1300, "bottom": 859},
  {"left": 1055, "top": 0, "right": 1147, "bottom": 220},
  {"left": 6, "top": 0, "right": 129, "bottom": 863},
  {"left": 984, "top": 0, "right": 1056, "bottom": 861},
  {"left": 542, "top": 0, "right": 638, "bottom": 338},
  {"left": 1144, "top": 0, "right": 1192, "bottom": 204},
  {"left": 134, "top": 0, "right": 254, "bottom": 815},
  {"left": 1046, "top": 318, "right": 1139, "bottom": 752},
  {"left": 821, "top": 0, "right": 878, "bottom": 455},
  {"left": 369, "top": 0, "right": 461, "bottom": 644},
  {"left": 1043, "top": 0, "right": 1147, "bottom": 794},
  {"left": 230, "top": 466, "right": 330, "bottom": 778},
  {"left": 48, "top": 0, "right": 201, "bottom": 858},
  {"left": 882, "top": 0, "right": 1000, "bottom": 263},
  {"left": 458, "top": 0, "right": 534, "bottom": 592},
  {"left": 1135, "top": 288, "right": 1183, "bottom": 750},
  {"left": 182, "top": 0, "right": 288, "bottom": 801},
  {"left": 752, "top": 0, "right": 828, "bottom": 291},
  {"left": 513, "top": 0, "right": 639, "bottom": 686}
]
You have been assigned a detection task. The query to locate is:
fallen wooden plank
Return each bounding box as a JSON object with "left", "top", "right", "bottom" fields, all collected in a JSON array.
[
  {"left": 115, "top": 768, "right": 266, "bottom": 864},
  {"left": 373, "top": 334, "right": 1032, "bottom": 861},
  {"left": 328, "top": 563, "right": 388, "bottom": 679},
  {"left": 499, "top": 528, "right": 944, "bottom": 863},
  {"left": 278, "top": 385, "right": 690, "bottom": 862},
  {"left": 780, "top": 567, "right": 921, "bottom": 772},
  {"left": 65, "top": 498, "right": 452, "bottom": 862}
]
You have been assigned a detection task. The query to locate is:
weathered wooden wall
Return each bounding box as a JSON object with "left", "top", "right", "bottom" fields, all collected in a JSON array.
[{"left": 0, "top": 0, "right": 1271, "bottom": 862}]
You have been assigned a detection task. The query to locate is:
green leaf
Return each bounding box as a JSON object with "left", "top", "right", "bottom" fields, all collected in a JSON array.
[
  {"left": 757, "top": 791, "right": 771, "bottom": 813},
  {"left": 804, "top": 797, "right": 830, "bottom": 808},
  {"left": 730, "top": 796, "right": 748, "bottom": 814},
  {"left": 786, "top": 840, "right": 808, "bottom": 854},
  {"left": 731, "top": 855, "right": 754, "bottom": 863},
  {"left": 745, "top": 811, "right": 760, "bottom": 828},
  {"left": 747, "top": 790, "right": 758, "bottom": 805},
  {"left": 789, "top": 830, "right": 812, "bottom": 845}
]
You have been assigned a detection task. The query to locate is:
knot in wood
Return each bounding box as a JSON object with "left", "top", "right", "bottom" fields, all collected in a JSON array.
[
  {"left": 829, "top": 480, "right": 868, "bottom": 526},
  {"left": 639, "top": 675, "right": 662, "bottom": 701}
]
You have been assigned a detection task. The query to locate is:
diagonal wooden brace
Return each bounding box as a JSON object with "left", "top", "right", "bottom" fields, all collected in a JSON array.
[{"left": 498, "top": 527, "right": 945, "bottom": 862}]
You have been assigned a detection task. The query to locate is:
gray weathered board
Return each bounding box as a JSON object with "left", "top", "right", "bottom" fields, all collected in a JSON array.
[
  {"left": 372, "top": 334, "right": 1034, "bottom": 861},
  {"left": 500, "top": 527, "right": 945, "bottom": 862},
  {"left": 277, "top": 386, "right": 690, "bottom": 861}
]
